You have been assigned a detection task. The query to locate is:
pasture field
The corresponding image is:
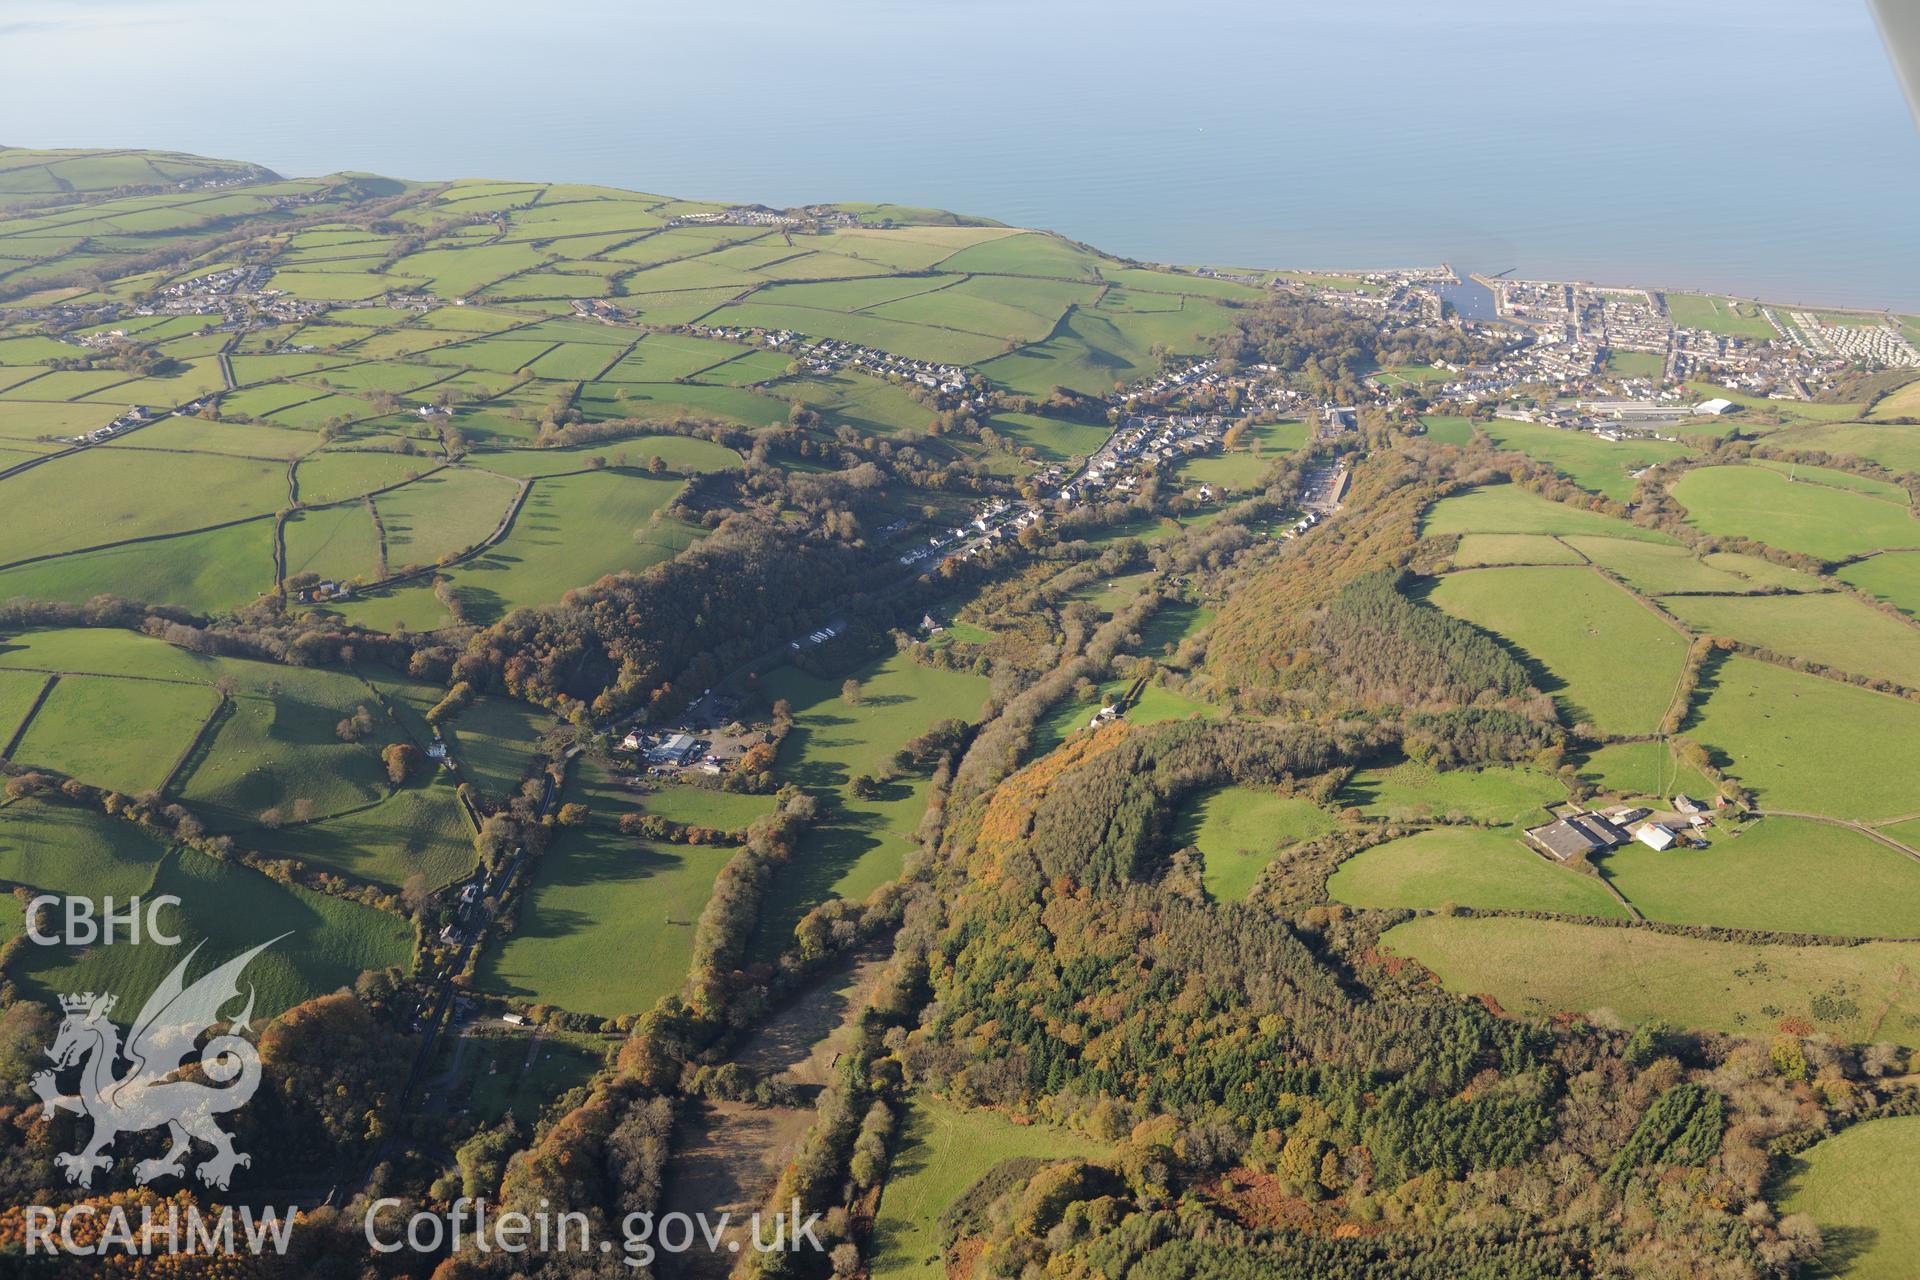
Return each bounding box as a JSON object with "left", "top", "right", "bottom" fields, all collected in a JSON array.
[
  {"left": 11, "top": 846, "right": 413, "bottom": 1023},
  {"left": 329, "top": 584, "right": 452, "bottom": 633},
  {"left": 1482, "top": 419, "right": 1688, "bottom": 501},
  {"left": 1427, "top": 567, "right": 1689, "bottom": 734},
  {"left": 374, "top": 467, "right": 520, "bottom": 571},
  {"left": 1663, "top": 592, "right": 1920, "bottom": 689},
  {"left": 1384, "top": 915, "right": 1920, "bottom": 1047},
  {"left": 469, "top": 435, "right": 737, "bottom": 479},
  {"left": 1451, "top": 533, "right": 1587, "bottom": 566},
  {"left": 987, "top": 412, "right": 1109, "bottom": 461},
  {"left": 1421, "top": 484, "right": 1674, "bottom": 543},
  {"left": 1562, "top": 535, "right": 1772, "bottom": 595},
  {"left": 1133, "top": 600, "right": 1214, "bottom": 656},
  {"left": 976, "top": 306, "right": 1232, "bottom": 398},
  {"left": 868, "top": 1096, "right": 1100, "bottom": 1280},
  {"left": 1172, "top": 786, "right": 1336, "bottom": 901},
  {"left": 10, "top": 674, "right": 217, "bottom": 795},
  {"left": 433, "top": 471, "right": 689, "bottom": 621},
  {"left": 1418, "top": 415, "right": 1478, "bottom": 445},
  {"left": 0, "top": 798, "right": 173, "bottom": 899},
  {"left": 1175, "top": 422, "right": 1305, "bottom": 490},
  {"left": 1126, "top": 680, "right": 1219, "bottom": 726},
  {"left": 749, "top": 653, "right": 990, "bottom": 957},
  {"left": 1330, "top": 826, "right": 1627, "bottom": 918},
  {"left": 1670, "top": 466, "right": 1918, "bottom": 560},
  {"left": 1682, "top": 657, "right": 1920, "bottom": 823},
  {"left": 123, "top": 416, "right": 317, "bottom": 460},
  {"left": 638, "top": 785, "right": 776, "bottom": 831},
  {"left": 1338, "top": 760, "right": 1564, "bottom": 826},
  {"left": 1838, "top": 551, "right": 1920, "bottom": 617},
  {"left": 283, "top": 503, "right": 382, "bottom": 583},
  {"left": 479, "top": 764, "right": 731, "bottom": 1019},
  {"left": 250, "top": 772, "right": 475, "bottom": 890},
  {"left": 1602, "top": 817, "right": 1920, "bottom": 939},
  {"left": 176, "top": 665, "right": 401, "bottom": 828},
  {"left": 0, "top": 519, "right": 275, "bottom": 613},
  {"left": 1664, "top": 294, "right": 1775, "bottom": 339},
  {"left": 1868, "top": 379, "right": 1920, "bottom": 422},
  {"left": 294, "top": 451, "right": 439, "bottom": 503},
  {"left": 1576, "top": 740, "right": 1717, "bottom": 801},
  {"left": 0, "top": 670, "right": 46, "bottom": 746},
  {"left": 439, "top": 1029, "right": 610, "bottom": 1126},
  {"left": 0, "top": 626, "right": 209, "bottom": 680},
  {"left": 1778, "top": 1117, "right": 1920, "bottom": 1280},
  {"left": 1769, "top": 422, "right": 1920, "bottom": 473},
  {"left": 0, "top": 450, "right": 283, "bottom": 565},
  {"left": 441, "top": 694, "right": 550, "bottom": 802},
  {"left": 1700, "top": 551, "right": 1828, "bottom": 591},
  {"left": 1748, "top": 457, "right": 1909, "bottom": 501}
]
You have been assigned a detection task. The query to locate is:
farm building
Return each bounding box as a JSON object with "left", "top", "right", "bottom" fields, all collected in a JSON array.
[
  {"left": 1526, "top": 812, "right": 1631, "bottom": 861},
  {"left": 649, "top": 733, "right": 697, "bottom": 766},
  {"left": 1635, "top": 823, "right": 1679, "bottom": 851}
]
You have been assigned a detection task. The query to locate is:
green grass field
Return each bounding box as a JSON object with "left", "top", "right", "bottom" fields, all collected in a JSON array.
[
  {"left": 869, "top": 1095, "right": 1100, "bottom": 1280},
  {"left": 1748, "top": 457, "right": 1909, "bottom": 501},
  {"left": 374, "top": 467, "right": 520, "bottom": 571},
  {"left": 0, "top": 450, "right": 284, "bottom": 566},
  {"left": 1602, "top": 817, "right": 1920, "bottom": 938},
  {"left": 1427, "top": 567, "right": 1689, "bottom": 734},
  {"left": 11, "top": 846, "right": 413, "bottom": 1022},
  {"left": 1330, "top": 826, "right": 1627, "bottom": 918},
  {"left": 439, "top": 1029, "right": 610, "bottom": 1125},
  {"left": 1338, "top": 760, "right": 1565, "bottom": 826},
  {"left": 1483, "top": 420, "right": 1688, "bottom": 502},
  {"left": 478, "top": 762, "right": 732, "bottom": 1019},
  {"left": 749, "top": 653, "right": 989, "bottom": 958},
  {"left": 284, "top": 503, "right": 382, "bottom": 583},
  {"left": 431, "top": 470, "right": 688, "bottom": 622},
  {"left": 295, "top": 451, "right": 438, "bottom": 503},
  {"left": 9, "top": 673, "right": 217, "bottom": 795},
  {"left": 1418, "top": 415, "right": 1478, "bottom": 445},
  {"left": 1172, "top": 785, "right": 1336, "bottom": 901},
  {"left": 638, "top": 785, "right": 776, "bottom": 831},
  {"left": 1664, "top": 294, "right": 1776, "bottom": 339},
  {"left": 1663, "top": 591, "right": 1920, "bottom": 689},
  {"left": 249, "top": 772, "right": 475, "bottom": 889},
  {"left": 1839, "top": 551, "right": 1920, "bottom": 618},
  {"left": 1778, "top": 1117, "right": 1920, "bottom": 1280},
  {"left": 1384, "top": 915, "right": 1920, "bottom": 1047},
  {"left": 0, "top": 669, "right": 47, "bottom": 746},
  {"left": 1768, "top": 422, "right": 1920, "bottom": 474},
  {"left": 1422, "top": 484, "right": 1675, "bottom": 543},
  {"left": 1683, "top": 657, "right": 1920, "bottom": 823},
  {"left": 1576, "top": 740, "right": 1716, "bottom": 801},
  {"left": 1671, "top": 466, "right": 1918, "bottom": 561},
  {"left": 1563, "top": 536, "right": 1770, "bottom": 595},
  {"left": 987, "top": 412, "right": 1109, "bottom": 462},
  {"left": 0, "top": 519, "right": 276, "bottom": 614},
  {"left": 0, "top": 798, "right": 174, "bottom": 899},
  {"left": 441, "top": 694, "right": 550, "bottom": 802},
  {"left": 177, "top": 665, "right": 400, "bottom": 828},
  {"left": 1451, "top": 533, "right": 1587, "bottom": 567}
]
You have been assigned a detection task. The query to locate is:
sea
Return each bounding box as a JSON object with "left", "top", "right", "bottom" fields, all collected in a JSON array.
[{"left": 4, "top": 0, "right": 1918, "bottom": 309}]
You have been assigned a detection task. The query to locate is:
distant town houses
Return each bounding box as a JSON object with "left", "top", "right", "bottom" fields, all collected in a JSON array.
[{"left": 668, "top": 205, "right": 861, "bottom": 230}]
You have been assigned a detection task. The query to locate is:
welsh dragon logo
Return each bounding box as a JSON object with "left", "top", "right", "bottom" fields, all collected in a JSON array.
[{"left": 31, "top": 937, "right": 283, "bottom": 1190}]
